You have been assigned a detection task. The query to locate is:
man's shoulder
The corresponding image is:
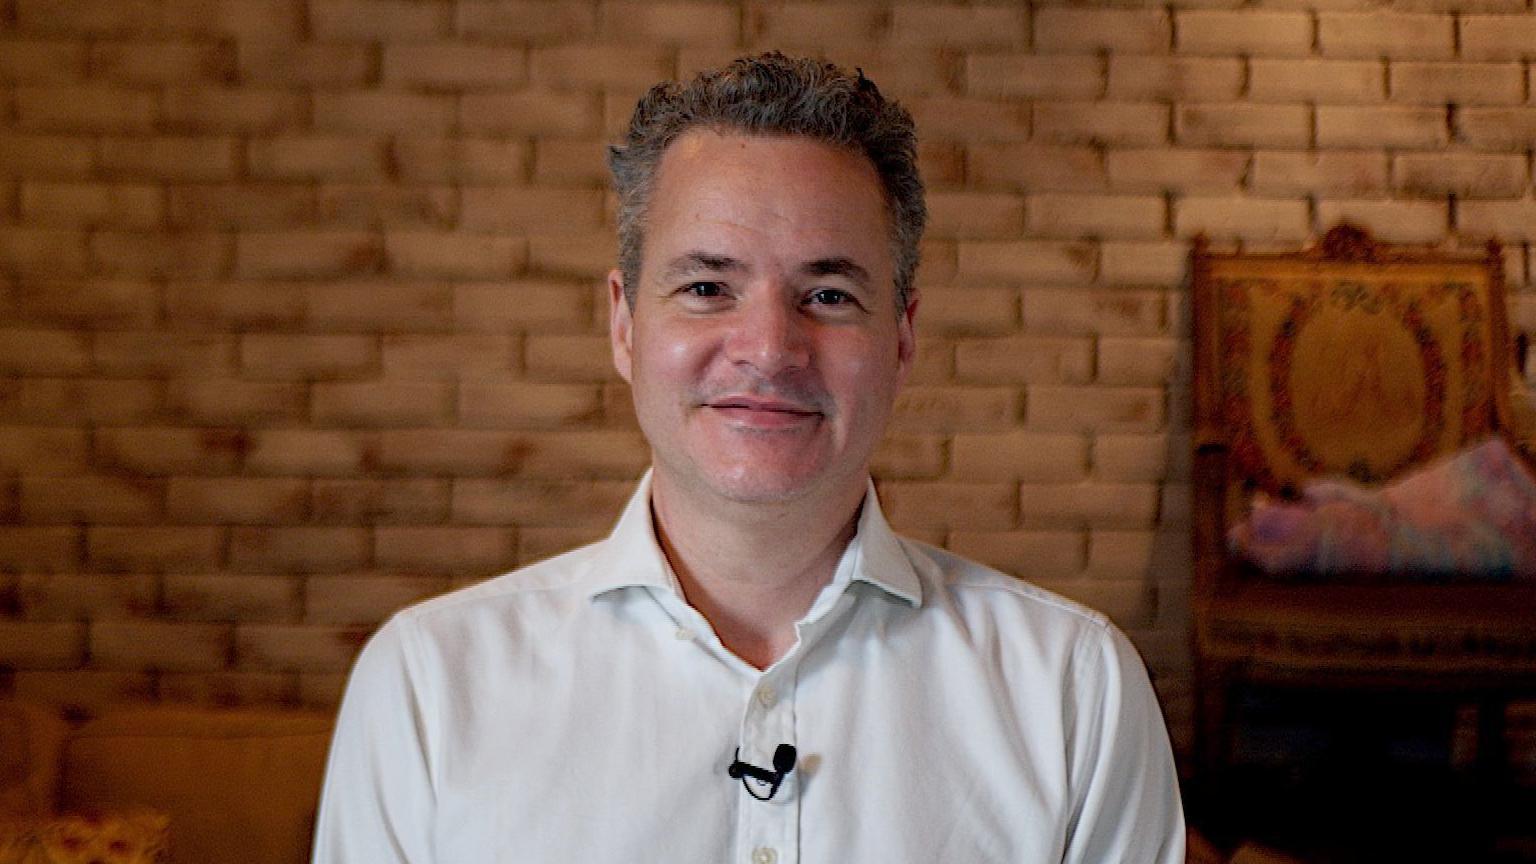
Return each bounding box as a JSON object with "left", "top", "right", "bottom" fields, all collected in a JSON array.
[
  {"left": 390, "top": 540, "right": 605, "bottom": 630},
  {"left": 897, "top": 535, "right": 1114, "bottom": 635}
]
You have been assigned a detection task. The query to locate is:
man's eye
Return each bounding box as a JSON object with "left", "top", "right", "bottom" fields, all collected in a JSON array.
[
  {"left": 682, "top": 282, "right": 724, "bottom": 298},
  {"left": 808, "top": 288, "right": 855, "bottom": 306}
]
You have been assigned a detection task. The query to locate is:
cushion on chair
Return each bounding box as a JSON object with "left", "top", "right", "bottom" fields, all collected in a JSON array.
[{"left": 0, "top": 811, "right": 169, "bottom": 864}]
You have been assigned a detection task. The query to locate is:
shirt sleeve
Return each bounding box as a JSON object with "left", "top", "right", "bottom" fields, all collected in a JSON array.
[
  {"left": 1061, "top": 625, "right": 1185, "bottom": 864},
  {"left": 312, "top": 615, "right": 437, "bottom": 864}
]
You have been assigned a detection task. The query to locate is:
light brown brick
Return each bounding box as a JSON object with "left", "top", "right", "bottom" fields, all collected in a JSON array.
[
  {"left": 1106, "top": 149, "right": 1248, "bottom": 193},
  {"left": 88, "top": 526, "right": 223, "bottom": 570},
  {"left": 966, "top": 55, "right": 1102, "bottom": 100},
  {"left": 1093, "top": 433, "right": 1174, "bottom": 482},
  {"left": 955, "top": 336, "right": 1093, "bottom": 384},
  {"left": 166, "top": 378, "right": 307, "bottom": 421},
  {"left": 957, "top": 240, "right": 1097, "bottom": 283},
  {"left": 10, "top": 279, "right": 158, "bottom": 325},
  {"left": 238, "top": 42, "right": 373, "bottom": 85},
  {"left": 168, "top": 478, "right": 308, "bottom": 524},
  {"left": 1461, "top": 201, "right": 1536, "bottom": 242},
  {"left": 533, "top": 139, "right": 607, "bottom": 185},
  {"left": 1099, "top": 242, "right": 1191, "bottom": 285},
  {"left": 1175, "top": 195, "right": 1311, "bottom": 242},
  {"left": 452, "top": 478, "right": 633, "bottom": 527},
  {"left": 880, "top": 482, "right": 1015, "bottom": 532},
  {"left": 313, "top": 380, "right": 452, "bottom": 426},
  {"left": 1177, "top": 103, "right": 1310, "bottom": 148},
  {"left": 1019, "top": 482, "right": 1159, "bottom": 527},
  {"left": 164, "top": 0, "right": 306, "bottom": 38},
  {"left": 1249, "top": 59, "right": 1385, "bottom": 104},
  {"left": 1177, "top": 10, "right": 1313, "bottom": 56},
  {"left": 0, "top": 328, "right": 91, "bottom": 374},
  {"left": 1106, "top": 56, "right": 1241, "bottom": 101},
  {"left": 600, "top": 2, "right": 739, "bottom": 45},
  {"left": 314, "top": 92, "right": 456, "bottom": 134},
  {"left": 908, "top": 98, "right": 1030, "bottom": 143},
  {"left": 0, "top": 134, "right": 95, "bottom": 178},
  {"left": 1319, "top": 12, "right": 1454, "bottom": 59},
  {"left": 237, "top": 231, "right": 383, "bottom": 278},
  {"left": 0, "top": 621, "right": 86, "bottom": 668},
  {"left": 525, "top": 334, "right": 616, "bottom": 380},
  {"left": 245, "top": 429, "right": 373, "bottom": 476},
  {"left": 459, "top": 381, "right": 604, "bottom": 427},
  {"left": 1392, "top": 62, "right": 1523, "bottom": 106},
  {"left": 91, "top": 619, "right": 231, "bottom": 671},
  {"left": 376, "top": 525, "right": 516, "bottom": 571},
  {"left": 11, "top": 669, "right": 156, "bottom": 706},
  {"left": 529, "top": 45, "right": 671, "bottom": 89},
  {"left": 94, "top": 427, "right": 245, "bottom": 475},
  {"left": 968, "top": 143, "right": 1106, "bottom": 193},
  {"left": 311, "top": 478, "right": 450, "bottom": 523},
  {"left": 519, "top": 430, "right": 649, "bottom": 479},
  {"left": 889, "top": 386, "right": 1018, "bottom": 432},
  {"left": 0, "top": 426, "right": 89, "bottom": 472},
  {"left": 91, "top": 40, "right": 236, "bottom": 85},
  {"left": 923, "top": 191, "right": 1025, "bottom": 239},
  {"left": 230, "top": 527, "right": 371, "bottom": 572},
  {"left": 1250, "top": 151, "right": 1390, "bottom": 196},
  {"left": 749, "top": 2, "right": 885, "bottom": 47},
  {"left": 169, "top": 183, "right": 315, "bottom": 228},
  {"left": 1028, "top": 385, "right": 1165, "bottom": 432},
  {"left": 16, "top": 0, "right": 160, "bottom": 36},
  {"left": 456, "top": 0, "right": 598, "bottom": 42},
  {"left": 311, "top": 0, "right": 451, "bottom": 39},
  {"left": 158, "top": 671, "right": 298, "bottom": 707},
  {"left": 235, "top": 624, "right": 368, "bottom": 673},
  {"left": 1036, "top": 8, "right": 1170, "bottom": 54},
  {"left": 916, "top": 286, "right": 1018, "bottom": 335},
  {"left": 1459, "top": 108, "right": 1536, "bottom": 150},
  {"left": 386, "top": 231, "right": 526, "bottom": 279},
  {"left": 306, "top": 281, "right": 454, "bottom": 331},
  {"left": 947, "top": 530, "right": 1085, "bottom": 579},
  {"left": 0, "top": 526, "right": 80, "bottom": 570},
  {"left": 90, "top": 231, "right": 232, "bottom": 279},
  {"left": 375, "top": 428, "right": 512, "bottom": 474},
  {"left": 1461, "top": 15, "right": 1536, "bottom": 61},
  {"left": 21, "top": 476, "right": 163, "bottom": 523},
  {"left": 461, "top": 187, "right": 605, "bottom": 233},
  {"left": 161, "top": 87, "right": 306, "bottom": 133},
  {"left": 162, "top": 571, "right": 299, "bottom": 618},
  {"left": 94, "top": 332, "right": 237, "bottom": 376},
  {"left": 396, "top": 136, "right": 528, "bottom": 182},
  {"left": 15, "top": 85, "right": 157, "bottom": 132},
  {"left": 20, "top": 179, "right": 158, "bottom": 227},
  {"left": 164, "top": 281, "right": 305, "bottom": 329},
  {"left": 0, "top": 229, "right": 90, "bottom": 276},
  {"left": 0, "top": 40, "right": 87, "bottom": 82},
  {"left": 381, "top": 333, "right": 517, "bottom": 376},
  {"left": 1034, "top": 101, "right": 1169, "bottom": 147},
  {"left": 0, "top": 378, "right": 159, "bottom": 424},
  {"left": 101, "top": 136, "right": 240, "bottom": 181},
  {"left": 871, "top": 434, "right": 946, "bottom": 480},
  {"left": 1026, "top": 193, "right": 1165, "bottom": 240},
  {"left": 1098, "top": 336, "right": 1185, "bottom": 386},
  {"left": 889, "top": 4, "right": 1025, "bottom": 46},
  {"left": 950, "top": 432, "right": 1087, "bottom": 482},
  {"left": 1394, "top": 152, "right": 1526, "bottom": 198},
  {"left": 240, "top": 334, "right": 378, "bottom": 380},
  {"left": 383, "top": 44, "right": 527, "bottom": 89},
  {"left": 248, "top": 135, "right": 388, "bottom": 180},
  {"left": 15, "top": 573, "right": 156, "bottom": 620},
  {"left": 305, "top": 574, "right": 448, "bottom": 624},
  {"left": 1025, "top": 288, "right": 1166, "bottom": 335},
  {"left": 456, "top": 280, "right": 592, "bottom": 331},
  {"left": 1315, "top": 198, "right": 1448, "bottom": 243}
]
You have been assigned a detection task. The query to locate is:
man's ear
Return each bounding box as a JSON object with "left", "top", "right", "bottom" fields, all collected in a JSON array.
[
  {"left": 608, "top": 269, "right": 634, "bottom": 384},
  {"left": 896, "top": 288, "right": 919, "bottom": 383}
]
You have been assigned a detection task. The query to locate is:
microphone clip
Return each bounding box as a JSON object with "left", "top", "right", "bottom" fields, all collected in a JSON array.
[{"left": 726, "top": 744, "right": 797, "bottom": 801}]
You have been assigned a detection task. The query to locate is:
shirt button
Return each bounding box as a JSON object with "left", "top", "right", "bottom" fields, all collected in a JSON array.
[
  {"left": 673, "top": 626, "right": 693, "bottom": 641},
  {"left": 755, "top": 685, "right": 778, "bottom": 709},
  {"left": 751, "top": 848, "right": 777, "bottom": 864}
]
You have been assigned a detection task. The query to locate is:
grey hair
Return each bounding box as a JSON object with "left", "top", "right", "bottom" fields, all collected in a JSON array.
[{"left": 607, "top": 52, "right": 926, "bottom": 311}]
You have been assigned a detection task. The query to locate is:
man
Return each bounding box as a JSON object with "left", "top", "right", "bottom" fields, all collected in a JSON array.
[{"left": 313, "top": 53, "right": 1184, "bottom": 863}]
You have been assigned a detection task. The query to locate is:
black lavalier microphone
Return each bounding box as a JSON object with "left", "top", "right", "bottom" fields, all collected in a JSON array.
[{"left": 726, "top": 744, "right": 798, "bottom": 801}]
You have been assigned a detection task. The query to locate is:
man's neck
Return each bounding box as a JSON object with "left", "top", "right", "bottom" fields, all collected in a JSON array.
[{"left": 649, "top": 473, "right": 866, "bottom": 670}]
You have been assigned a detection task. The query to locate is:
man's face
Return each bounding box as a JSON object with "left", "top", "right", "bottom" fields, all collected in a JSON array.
[{"left": 609, "top": 130, "right": 917, "bottom": 509}]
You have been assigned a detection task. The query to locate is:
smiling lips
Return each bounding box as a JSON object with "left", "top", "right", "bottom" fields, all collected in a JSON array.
[{"left": 706, "top": 395, "right": 823, "bottom": 430}]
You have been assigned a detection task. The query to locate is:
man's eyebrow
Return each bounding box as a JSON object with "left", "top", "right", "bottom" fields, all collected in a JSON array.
[
  {"left": 801, "top": 257, "right": 871, "bottom": 286},
  {"left": 662, "top": 252, "right": 743, "bottom": 279}
]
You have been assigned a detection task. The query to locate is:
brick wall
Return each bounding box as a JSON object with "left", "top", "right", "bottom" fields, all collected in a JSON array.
[{"left": 3, "top": 0, "right": 1536, "bottom": 757}]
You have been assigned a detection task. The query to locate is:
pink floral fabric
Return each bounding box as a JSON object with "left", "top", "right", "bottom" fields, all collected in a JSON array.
[{"left": 1230, "top": 437, "right": 1536, "bottom": 580}]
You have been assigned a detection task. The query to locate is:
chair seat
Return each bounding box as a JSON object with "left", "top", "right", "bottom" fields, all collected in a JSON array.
[{"left": 1203, "top": 579, "right": 1536, "bottom": 683}]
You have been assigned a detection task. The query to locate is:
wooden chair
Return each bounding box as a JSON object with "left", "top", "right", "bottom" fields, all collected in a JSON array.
[{"left": 1189, "top": 223, "right": 1536, "bottom": 785}]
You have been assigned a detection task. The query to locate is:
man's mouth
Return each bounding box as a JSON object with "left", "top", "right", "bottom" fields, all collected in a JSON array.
[{"left": 705, "top": 396, "right": 822, "bottom": 428}]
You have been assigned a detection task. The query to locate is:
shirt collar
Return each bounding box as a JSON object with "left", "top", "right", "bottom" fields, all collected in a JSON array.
[{"left": 585, "top": 469, "right": 922, "bottom": 608}]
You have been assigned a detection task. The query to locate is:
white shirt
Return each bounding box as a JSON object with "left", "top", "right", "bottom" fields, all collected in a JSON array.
[{"left": 313, "top": 473, "right": 1184, "bottom": 864}]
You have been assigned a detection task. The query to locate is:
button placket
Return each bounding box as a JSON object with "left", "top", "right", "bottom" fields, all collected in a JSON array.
[{"left": 734, "top": 659, "right": 800, "bottom": 864}]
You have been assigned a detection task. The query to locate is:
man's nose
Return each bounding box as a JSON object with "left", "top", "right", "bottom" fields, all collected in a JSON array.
[{"left": 725, "top": 291, "right": 811, "bottom": 375}]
